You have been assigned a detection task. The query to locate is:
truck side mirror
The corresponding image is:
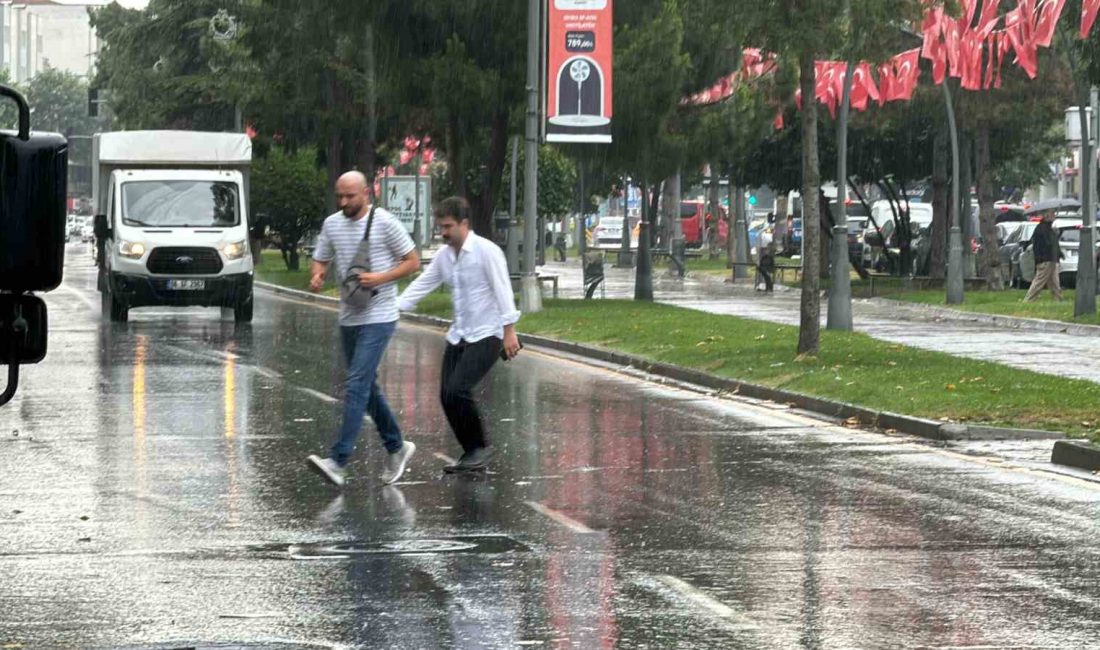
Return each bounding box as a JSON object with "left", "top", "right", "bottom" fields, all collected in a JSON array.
[
  {"left": 93, "top": 213, "right": 110, "bottom": 240},
  {"left": 0, "top": 85, "right": 67, "bottom": 293},
  {"left": 0, "top": 83, "right": 67, "bottom": 407}
]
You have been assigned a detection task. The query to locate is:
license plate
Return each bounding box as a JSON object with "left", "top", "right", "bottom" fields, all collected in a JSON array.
[{"left": 167, "top": 279, "right": 205, "bottom": 290}]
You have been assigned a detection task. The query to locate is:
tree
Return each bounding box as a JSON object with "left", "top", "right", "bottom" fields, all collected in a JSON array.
[
  {"left": 21, "top": 67, "right": 110, "bottom": 135},
  {"left": 251, "top": 146, "right": 328, "bottom": 271},
  {"left": 90, "top": 0, "right": 253, "bottom": 131}
]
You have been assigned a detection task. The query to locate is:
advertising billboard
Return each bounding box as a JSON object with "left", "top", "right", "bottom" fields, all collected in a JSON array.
[{"left": 545, "top": 0, "right": 613, "bottom": 144}]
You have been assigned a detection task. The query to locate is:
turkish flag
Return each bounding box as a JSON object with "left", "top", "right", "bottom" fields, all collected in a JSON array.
[
  {"left": 960, "top": 32, "right": 985, "bottom": 90},
  {"left": 890, "top": 49, "right": 921, "bottom": 101},
  {"left": 815, "top": 61, "right": 843, "bottom": 117},
  {"left": 977, "top": 0, "right": 1001, "bottom": 37},
  {"left": 921, "top": 7, "right": 944, "bottom": 60},
  {"left": 773, "top": 111, "right": 785, "bottom": 130},
  {"left": 1083, "top": 0, "right": 1100, "bottom": 39},
  {"left": 849, "top": 63, "right": 880, "bottom": 111},
  {"left": 876, "top": 62, "right": 895, "bottom": 105},
  {"left": 1004, "top": 8, "right": 1039, "bottom": 79},
  {"left": 944, "top": 17, "right": 963, "bottom": 78},
  {"left": 1034, "top": 0, "right": 1066, "bottom": 47}
]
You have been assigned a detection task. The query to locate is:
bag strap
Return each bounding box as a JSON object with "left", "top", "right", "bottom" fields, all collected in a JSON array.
[{"left": 362, "top": 204, "right": 377, "bottom": 242}]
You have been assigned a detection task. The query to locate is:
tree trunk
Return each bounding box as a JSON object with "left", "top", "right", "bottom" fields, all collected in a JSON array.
[
  {"left": 929, "top": 126, "right": 948, "bottom": 279},
  {"left": 975, "top": 126, "right": 1003, "bottom": 289},
  {"left": 446, "top": 114, "right": 467, "bottom": 199},
  {"left": 775, "top": 195, "right": 789, "bottom": 254},
  {"left": 727, "top": 182, "right": 738, "bottom": 274},
  {"left": 960, "top": 132, "right": 976, "bottom": 277},
  {"left": 819, "top": 192, "right": 831, "bottom": 280},
  {"left": 474, "top": 110, "right": 510, "bottom": 238},
  {"left": 797, "top": 52, "right": 821, "bottom": 357}
]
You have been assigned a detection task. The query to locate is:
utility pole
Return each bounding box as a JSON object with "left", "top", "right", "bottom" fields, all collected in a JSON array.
[
  {"left": 520, "top": 0, "right": 542, "bottom": 312},
  {"left": 1075, "top": 88, "right": 1099, "bottom": 318},
  {"left": 943, "top": 80, "right": 965, "bottom": 305},
  {"left": 828, "top": 61, "right": 855, "bottom": 330}
]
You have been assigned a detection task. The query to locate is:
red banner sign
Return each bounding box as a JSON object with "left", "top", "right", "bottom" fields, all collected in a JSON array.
[{"left": 545, "top": 0, "right": 613, "bottom": 143}]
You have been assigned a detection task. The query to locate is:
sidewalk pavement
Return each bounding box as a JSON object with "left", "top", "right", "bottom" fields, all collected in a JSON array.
[{"left": 535, "top": 257, "right": 1100, "bottom": 385}]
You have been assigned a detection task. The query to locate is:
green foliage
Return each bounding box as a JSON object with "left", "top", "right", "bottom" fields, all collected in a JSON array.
[
  {"left": 499, "top": 145, "right": 579, "bottom": 219},
  {"left": 251, "top": 146, "right": 328, "bottom": 269},
  {"left": 89, "top": 0, "right": 254, "bottom": 130}
]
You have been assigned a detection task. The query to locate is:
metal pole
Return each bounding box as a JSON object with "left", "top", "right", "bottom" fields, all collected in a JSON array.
[
  {"left": 520, "top": 0, "right": 542, "bottom": 312},
  {"left": 734, "top": 186, "right": 750, "bottom": 282},
  {"left": 828, "top": 61, "right": 855, "bottom": 330},
  {"left": 577, "top": 161, "right": 586, "bottom": 258},
  {"left": 1076, "top": 87, "right": 1098, "bottom": 317},
  {"left": 413, "top": 149, "right": 423, "bottom": 255},
  {"left": 507, "top": 136, "right": 520, "bottom": 274},
  {"left": 943, "top": 80, "right": 965, "bottom": 304}
]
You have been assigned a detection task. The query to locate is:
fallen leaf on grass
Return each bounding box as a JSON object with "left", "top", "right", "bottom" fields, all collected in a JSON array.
[{"left": 945, "top": 384, "right": 957, "bottom": 391}]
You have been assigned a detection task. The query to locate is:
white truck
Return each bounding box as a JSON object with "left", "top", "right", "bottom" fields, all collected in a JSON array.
[{"left": 93, "top": 131, "right": 254, "bottom": 323}]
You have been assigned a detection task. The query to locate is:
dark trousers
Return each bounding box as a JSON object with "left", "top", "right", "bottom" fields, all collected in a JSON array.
[
  {"left": 440, "top": 337, "right": 502, "bottom": 453},
  {"left": 757, "top": 266, "right": 774, "bottom": 292}
]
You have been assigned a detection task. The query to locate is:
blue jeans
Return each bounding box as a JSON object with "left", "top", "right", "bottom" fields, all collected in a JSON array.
[{"left": 331, "top": 321, "right": 403, "bottom": 466}]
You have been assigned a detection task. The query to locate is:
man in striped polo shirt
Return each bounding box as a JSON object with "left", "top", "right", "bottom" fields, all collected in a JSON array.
[{"left": 306, "top": 171, "right": 420, "bottom": 486}]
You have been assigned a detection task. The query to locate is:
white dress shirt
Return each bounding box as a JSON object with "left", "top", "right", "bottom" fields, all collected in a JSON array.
[{"left": 398, "top": 231, "right": 521, "bottom": 344}]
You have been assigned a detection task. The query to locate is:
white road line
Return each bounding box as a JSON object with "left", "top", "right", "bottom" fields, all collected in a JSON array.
[
  {"left": 524, "top": 500, "right": 598, "bottom": 534},
  {"left": 296, "top": 387, "right": 339, "bottom": 403},
  {"left": 432, "top": 452, "right": 457, "bottom": 465},
  {"left": 58, "top": 283, "right": 97, "bottom": 311},
  {"left": 649, "top": 574, "right": 759, "bottom": 631}
]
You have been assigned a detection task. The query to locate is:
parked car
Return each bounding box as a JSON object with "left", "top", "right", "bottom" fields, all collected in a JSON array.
[
  {"left": 592, "top": 216, "right": 639, "bottom": 249},
  {"left": 678, "top": 200, "right": 728, "bottom": 248},
  {"left": 1016, "top": 219, "right": 1094, "bottom": 288},
  {"left": 1000, "top": 221, "right": 1039, "bottom": 287},
  {"left": 862, "top": 201, "right": 933, "bottom": 270}
]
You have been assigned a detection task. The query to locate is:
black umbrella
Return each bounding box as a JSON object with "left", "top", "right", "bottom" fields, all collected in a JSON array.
[{"left": 1024, "top": 198, "right": 1081, "bottom": 215}]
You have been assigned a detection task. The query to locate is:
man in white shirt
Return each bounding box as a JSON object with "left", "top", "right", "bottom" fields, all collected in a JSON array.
[
  {"left": 398, "top": 196, "right": 521, "bottom": 472},
  {"left": 306, "top": 171, "right": 420, "bottom": 487}
]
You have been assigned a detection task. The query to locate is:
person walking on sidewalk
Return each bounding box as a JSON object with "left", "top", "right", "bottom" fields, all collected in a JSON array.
[
  {"left": 306, "top": 171, "right": 421, "bottom": 487},
  {"left": 397, "top": 196, "right": 522, "bottom": 473},
  {"left": 1025, "top": 210, "right": 1063, "bottom": 302},
  {"left": 756, "top": 242, "right": 776, "bottom": 293}
]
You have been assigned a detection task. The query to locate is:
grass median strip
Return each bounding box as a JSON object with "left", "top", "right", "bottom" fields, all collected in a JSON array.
[{"left": 257, "top": 253, "right": 1099, "bottom": 439}]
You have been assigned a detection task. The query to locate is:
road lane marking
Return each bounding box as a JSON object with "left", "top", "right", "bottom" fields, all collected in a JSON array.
[
  {"left": 297, "top": 387, "right": 338, "bottom": 403},
  {"left": 432, "top": 452, "right": 457, "bottom": 465},
  {"left": 524, "top": 500, "right": 597, "bottom": 534},
  {"left": 58, "top": 283, "right": 98, "bottom": 311},
  {"left": 645, "top": 574, "right": 759, "bottom": 631}
]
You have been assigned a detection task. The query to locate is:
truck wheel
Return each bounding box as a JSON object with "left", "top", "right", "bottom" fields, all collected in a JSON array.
[
  {"left": 234, "top": 294, "right": 254, "bottom": 323},
  {"left": 108, "top": 291, "right": 128, "bottom": 323}
]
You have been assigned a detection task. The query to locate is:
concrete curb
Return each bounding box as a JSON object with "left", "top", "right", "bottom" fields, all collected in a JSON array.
[
  {"left": 255, "top": 280, "right": 1065, "bottom": 443},
  {"left": 1051, "top": 440, "right": 1100, "bottom": 472},
  {"left": 864, "top": 298, "right": 1100, "bottom": 338}
]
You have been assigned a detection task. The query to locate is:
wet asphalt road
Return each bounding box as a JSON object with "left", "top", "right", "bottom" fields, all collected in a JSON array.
[
  {"left": 4, "top": 245, "right": 1100, "bottom": 649},
  {"left": 541, "top": 258, "right": 1100, "bottom": 384}
]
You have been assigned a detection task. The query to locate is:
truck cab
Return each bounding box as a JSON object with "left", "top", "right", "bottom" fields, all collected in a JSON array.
[{"left": 93, "top": 131, "right": 254, "bottom": 323}]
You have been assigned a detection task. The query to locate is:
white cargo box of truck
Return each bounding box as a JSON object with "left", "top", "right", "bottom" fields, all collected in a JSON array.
[{"left": 92, "top": 131, "right": 255, "bottom": 322}]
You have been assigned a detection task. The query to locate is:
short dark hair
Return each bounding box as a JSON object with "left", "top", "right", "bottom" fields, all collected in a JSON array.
[{"left": 435, "top": 196, "right": 471, "bottom": 223}]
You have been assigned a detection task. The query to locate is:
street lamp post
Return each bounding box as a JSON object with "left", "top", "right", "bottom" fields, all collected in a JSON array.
[
  {"left": 943, "top": 80, "right": 965, "bottom": 305},
  {"left": 827, "top": 61, "right": 855, "bottom": 330},
  {"left": 520, "top": 0, "right": 542, "bottom": 313},
  {"left": 1074, "top": 90, "right": 1099, "bottom": 318}
]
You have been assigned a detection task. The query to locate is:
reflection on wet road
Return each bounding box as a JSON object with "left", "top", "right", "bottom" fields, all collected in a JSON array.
[{"left": 3, "top": 247, "right": 1100, "bottom": 648}]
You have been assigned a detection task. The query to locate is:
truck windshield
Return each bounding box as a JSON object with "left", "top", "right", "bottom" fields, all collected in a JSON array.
[{"left": 122, "top": 180, "right": 239, "bottom": 227}]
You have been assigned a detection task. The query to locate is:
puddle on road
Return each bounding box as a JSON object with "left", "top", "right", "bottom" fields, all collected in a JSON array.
[{"left": 277, "top": 535, "right": 529, "bottom": 560}]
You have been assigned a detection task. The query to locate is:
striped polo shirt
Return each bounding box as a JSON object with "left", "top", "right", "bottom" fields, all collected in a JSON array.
[{"left": 313, "top": 207, "right": 415, "bottom": 326}]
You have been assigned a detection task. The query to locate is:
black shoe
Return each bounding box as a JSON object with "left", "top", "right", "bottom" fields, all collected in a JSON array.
[
  {"left": 443, "top": 447, "right": 495, "bottom": 473},
  {"left": 459, "top": 446, "right": 495, "bottom": 470}
]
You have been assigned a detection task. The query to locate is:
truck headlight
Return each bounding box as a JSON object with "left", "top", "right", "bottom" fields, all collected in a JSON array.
[
  {"left": 222, "top": 240, "right": 249, "bottom": 260},
  {"left": 118, "top": 240, "right": 146, "bottom": 259}
]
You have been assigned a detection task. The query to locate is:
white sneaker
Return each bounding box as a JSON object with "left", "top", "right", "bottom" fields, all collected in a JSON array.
[
  {"left": 380, "top": 441, "right": 416, "bottom": 484},
  {"left": 307, "top": 455, "right": 346, "bottom": 487}
]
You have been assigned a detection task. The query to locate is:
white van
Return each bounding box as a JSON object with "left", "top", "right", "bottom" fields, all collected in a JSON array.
[{"left": 93, "top": 131, "right": 254, "bottom": 323}]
